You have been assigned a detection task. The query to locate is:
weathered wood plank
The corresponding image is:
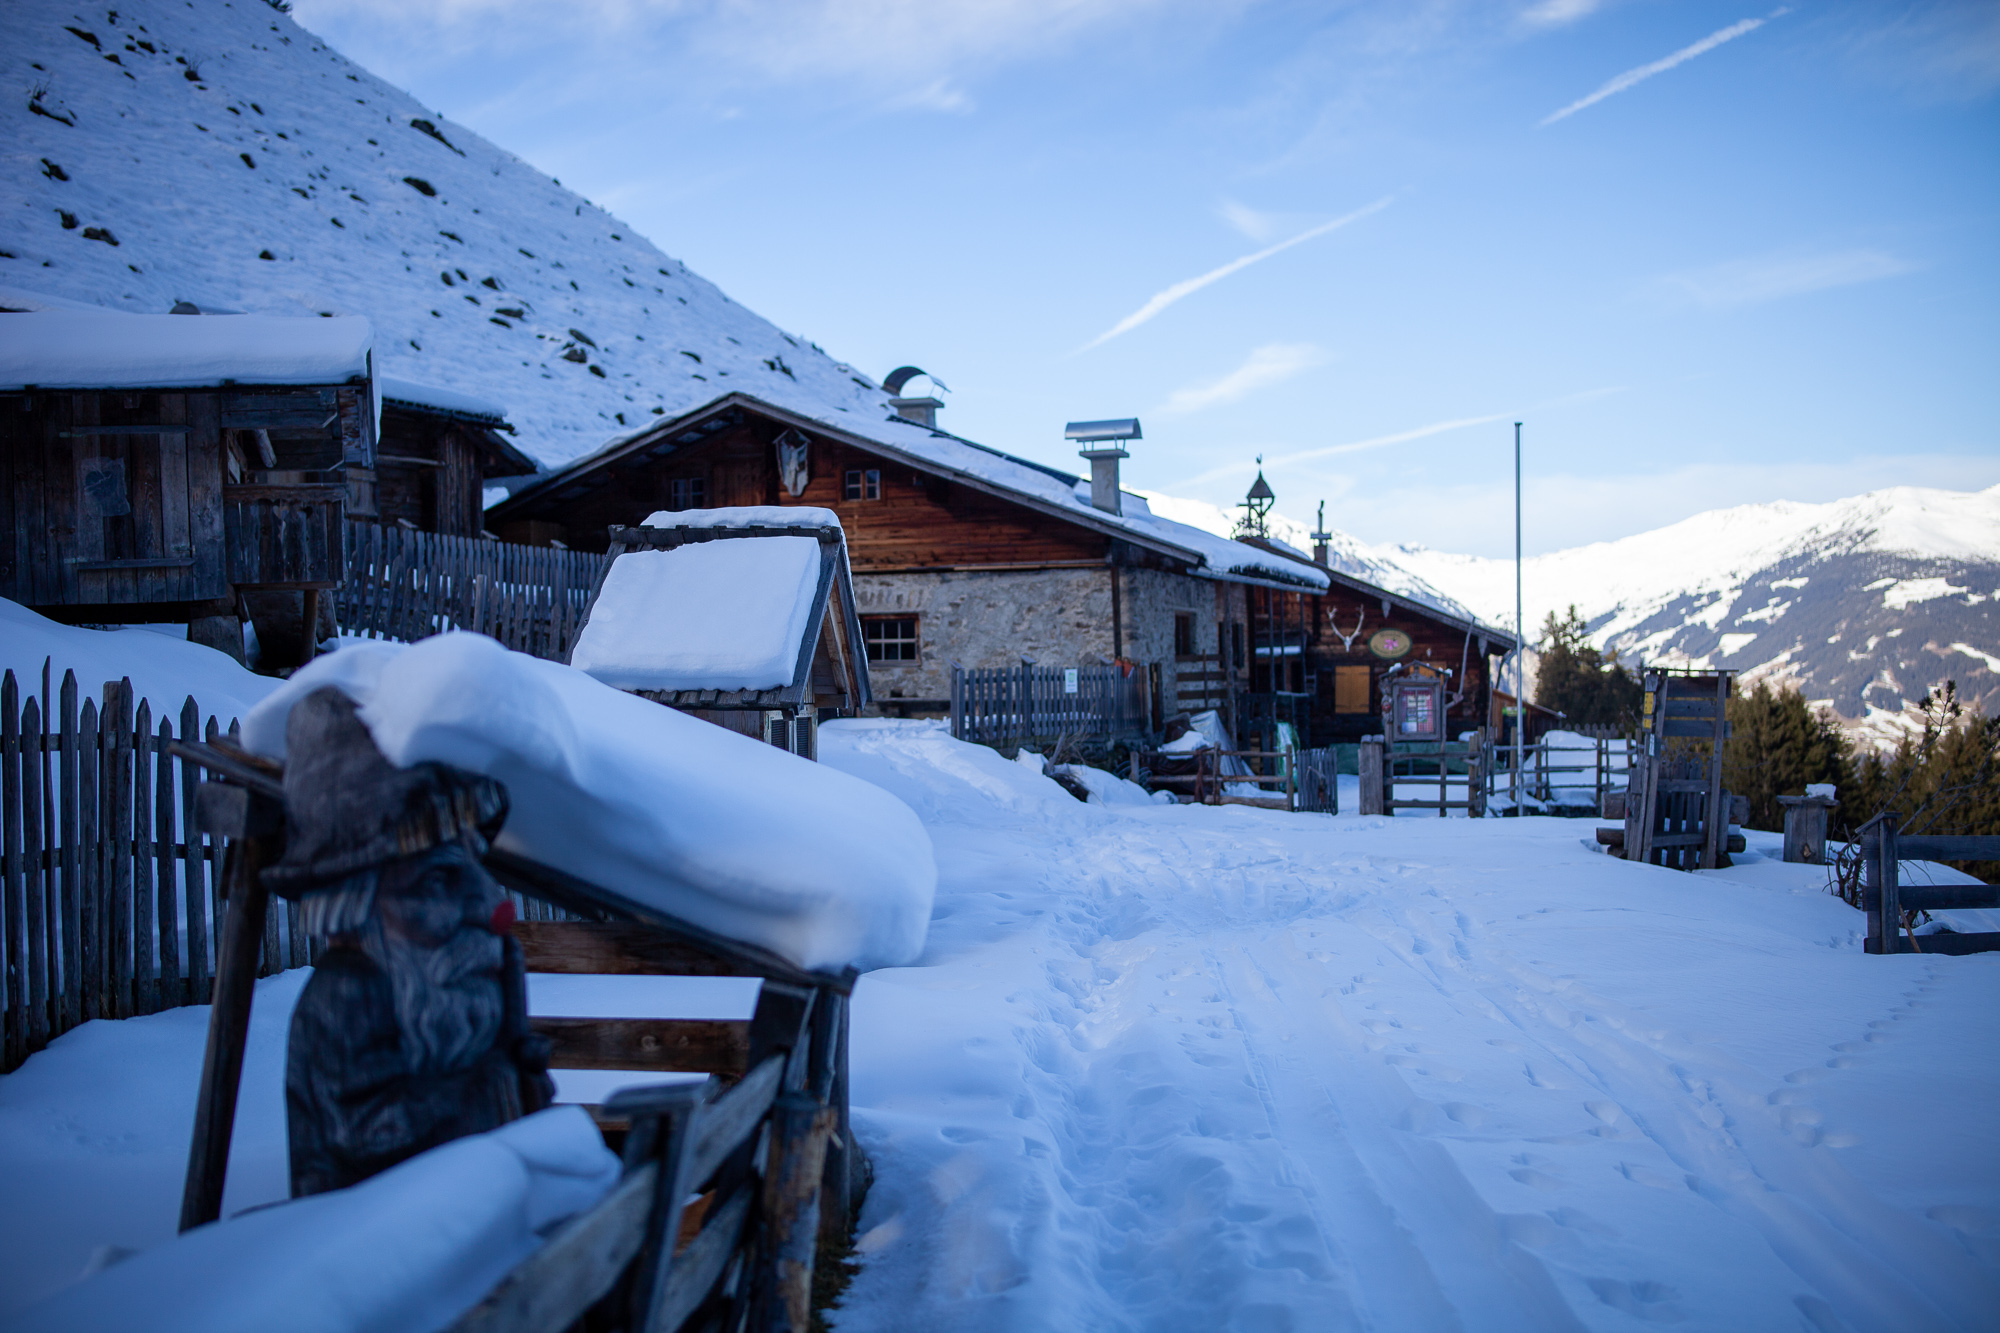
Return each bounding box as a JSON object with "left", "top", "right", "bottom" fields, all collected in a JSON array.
[
  {"left": 78, "top": 696, "right": 101, "bottom": 1020},
  {"left": 106, "top": 680, "right": 134, "bottom": 1019},
  {"left": 59, "top": 673, "right": 81, "bottom": 1031},
  {"left": 446, "top": 1162, "right": 658, "bottom": 1333},
  {"left": 515, "top": 919, "right": 766, "bottom": 979},
  {"left": 132, "top": 698, "right": 157, "bottom": 1015},
  {"left": 532, "top": 1016, "right": 750, "bottom": 1076},
  {"left": 22, "top": 696, "right": 48, "bottom": 1051},
  {"left": 649, "top": 1184, "right": 752, "bottom": 1333},
  {"left": 2, "top": 671, "right": 22, "bottom": 1069},
  {"left": 1898, "top": 884, "right": 2000, "bottom": 912},
  {"left": 1897, "top": 836, "right": 2000, "bottom": 864},
  {"left": 686, "top": 1055, "right": 784, "bottom": 1190}
]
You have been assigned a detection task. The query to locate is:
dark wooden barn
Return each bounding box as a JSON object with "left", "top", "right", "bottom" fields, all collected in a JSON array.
[
  {"left": 0, "top": 310, "right": 378, "bottom": 664},
  {"left": 374, "top": 376, "right": 536, "bottom": 538}
]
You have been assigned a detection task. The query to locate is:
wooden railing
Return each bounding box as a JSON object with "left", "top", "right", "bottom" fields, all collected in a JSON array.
[
  {"left": 950, "top": 660, "right": 1151, "bottom": 748},
  {"left": 1860, "top": 813, "right": 2000, "bottom": 956},
  {"left": 336, "top": 521, "right": 607, "bottom": 662},
  {"left": 0, "top": 669, "right": 309, "bottom": 1073}
]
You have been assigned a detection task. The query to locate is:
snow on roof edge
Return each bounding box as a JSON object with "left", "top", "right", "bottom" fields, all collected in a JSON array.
[
  {"left": 0, "top": 310, "right": 374, "bottom": 391},
  {"left": 377, "top": 374, "right": 508, "bottom": 424},
  {"left": 642, "top": 506, "right": 842, "bottom": 533}
]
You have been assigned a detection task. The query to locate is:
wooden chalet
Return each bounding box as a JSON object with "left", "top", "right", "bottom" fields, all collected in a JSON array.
[
  {"left": 374, "top": 376, "right": 536, "bottom": 538},
  {"left": 1225, "top": 479, "right": 1519, "bottom": 748},
  {"left": 0, "top": 310, "right": 377, "bottom": 666},
  {"left": 490, "top": 390, "right": 1330, "bottom": 734},
  {"left": 566, "top": 507, "right": 868, "bottom": 756}
]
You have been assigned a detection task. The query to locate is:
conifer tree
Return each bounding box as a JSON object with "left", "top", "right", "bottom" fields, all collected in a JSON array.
[
  {"left": 1722, "top": 681, "right": 1854, "bottom": 831},
  {"left": 1533, "top": 605, "right": 1643, "bottom": 728}
]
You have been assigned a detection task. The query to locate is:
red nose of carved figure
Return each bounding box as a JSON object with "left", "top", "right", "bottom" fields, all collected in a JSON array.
[{"left": 489, "top": 899, "right": 517, "bottom": 936}]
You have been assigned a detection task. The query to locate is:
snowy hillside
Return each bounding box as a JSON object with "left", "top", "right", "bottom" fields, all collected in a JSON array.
[
  {"left": 1, "top": 0, "right": 889, "bottom": 467},
  {"left": 1391, "top": 485, "right": 2000, "bottom": 743}
]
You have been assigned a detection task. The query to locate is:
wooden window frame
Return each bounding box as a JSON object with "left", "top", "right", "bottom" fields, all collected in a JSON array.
[
  {"left": 667, "top": 476, "right": 706, "bottom": 511},
  {"left": 861, "top": 614, "right": 919, "bottom": 664},
  {"left": 843, "top": 468, "right": 882, "bottom": 502}
]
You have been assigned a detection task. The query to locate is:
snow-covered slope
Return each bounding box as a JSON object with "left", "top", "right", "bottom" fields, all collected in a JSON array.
[
  {"left": 1390, "top": 485, "right": 2000, "bottom": 742},
  {"left": 1, "top": 0, "right": 886, "bottom": 467}
]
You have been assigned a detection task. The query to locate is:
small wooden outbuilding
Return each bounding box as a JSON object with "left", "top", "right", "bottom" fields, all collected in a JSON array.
[
  {"left": 374, "top": 376, "right": 536, "bottom": 538},
  {"left": 0, "top": 310, "right": 378, "bottom": 664},
  {"left": 567, "top": 506, "right": 869, "bottom": 757}
]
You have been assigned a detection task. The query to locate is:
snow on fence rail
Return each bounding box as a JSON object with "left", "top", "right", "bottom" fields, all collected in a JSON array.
[
  {"left": 949, "top": 660, "right": 1150, "bottom": 748},
  {"left": 0, "top": 669, "right": 317, "bottom": 1073},
  {"left": 336, "top": 521, "right": 607, "bottom": 662}
]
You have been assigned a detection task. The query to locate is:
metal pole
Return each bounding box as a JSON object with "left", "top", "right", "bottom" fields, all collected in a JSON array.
[{"left": 1513, "top": 422, "right": 1524, "bottom": 812}]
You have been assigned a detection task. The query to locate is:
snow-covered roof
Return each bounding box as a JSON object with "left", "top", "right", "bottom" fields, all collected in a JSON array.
[
  {"left": 377, "top": 374, "right": 507, "bottom": 424},
  {"left": 569, "top": 538, "right": 824, "bottom": 692},
  {"left": 0, "top": 311, "right": 372, "bottom": 390},
  {"left": 643, "top": 506, "right": 841, "bottom": 533},
  {"left": 242, "top": 634, "right": 934, "bottom": 972},
  {"left": 511, "top": 393, "right": 1330, "bottom": 592}
]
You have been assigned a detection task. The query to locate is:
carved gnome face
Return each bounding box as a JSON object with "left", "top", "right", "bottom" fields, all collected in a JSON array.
[{"left": 267, "top": 687, "right": 515, "bottom": 1075}]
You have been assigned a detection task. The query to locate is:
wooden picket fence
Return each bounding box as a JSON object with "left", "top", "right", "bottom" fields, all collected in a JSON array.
[
  {"left": 949, "top": 660, "right": 1151, "bottom": 748},
  {"left": 336, "top": 520, "right": 608, "bottom": 661},
  {"left": 0, "top": 667, "right": 316, "bottom": 1074}
]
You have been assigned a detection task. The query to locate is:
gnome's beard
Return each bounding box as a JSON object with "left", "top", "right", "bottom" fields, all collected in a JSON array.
[{"left": 361, "top": 915, "right": 506, "bottom": 1075}]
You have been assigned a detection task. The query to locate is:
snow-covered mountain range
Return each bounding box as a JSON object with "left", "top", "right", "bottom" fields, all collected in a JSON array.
[
  {"left": 5, "top": 0, "right": 1990, "bottom": 746},
  {"left": 1388, "top": 486, "right": 2000, "bottom": 747}
]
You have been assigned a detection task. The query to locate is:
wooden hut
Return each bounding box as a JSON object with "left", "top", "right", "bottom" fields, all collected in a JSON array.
[
  {"left": 566, "top": 507, "right": 869, "bottom": 757},
  {"left": 374, "top": 376, "right": 536, "bottom": 538},
  {"left": 0, "top": 310, "right": 376, "bottom": 666}
]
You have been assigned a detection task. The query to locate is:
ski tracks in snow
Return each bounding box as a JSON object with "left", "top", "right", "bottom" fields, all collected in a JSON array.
[{"left": 834, "top": 773, "right": 2000, "bottom": 1333}]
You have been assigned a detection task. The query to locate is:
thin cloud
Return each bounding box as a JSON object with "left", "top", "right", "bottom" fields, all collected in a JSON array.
[
  {"left": 1163, "top": 343, "right": 1326, "bottom": 415},
  {"left": 1657, "top": 249, "right": 1917, "bottom": 308},
  {"left": 1217, "top": 199, "right": 1281, "bottom": 243},
  {"left": 1541, "top": 9, "right": 1788, "bottom": 126},
  {"left": 1081, "top": 197, "right": 1392, "bottom": 351},
  {"left": 1522, "top": 0, "right": 1603, "bottom": 28}
]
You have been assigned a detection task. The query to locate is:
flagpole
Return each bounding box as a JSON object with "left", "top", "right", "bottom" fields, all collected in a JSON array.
[{"left": 1513, "top": 421, "right": 1524, "bottom": 812}]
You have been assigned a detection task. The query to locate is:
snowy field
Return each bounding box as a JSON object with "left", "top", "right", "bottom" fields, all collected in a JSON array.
[{"left": 2, "top": 721, "right": 1996, "bottom": 1331}]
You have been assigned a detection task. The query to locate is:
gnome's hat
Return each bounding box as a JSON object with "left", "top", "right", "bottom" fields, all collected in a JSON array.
[{"left": 263, "top": 687, "right": 509, "bottom": 897}]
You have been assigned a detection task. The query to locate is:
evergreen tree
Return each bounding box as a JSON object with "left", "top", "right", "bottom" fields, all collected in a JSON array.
[
  {"left": 1533, "top": 605, "right": 1644, "bottom": 728},
  {"left": 1722, "top": 681, "right": 1855, "bottom": 831},
  {"left": 1846, "top": 682, "right": 2000, "bottom": 879}
]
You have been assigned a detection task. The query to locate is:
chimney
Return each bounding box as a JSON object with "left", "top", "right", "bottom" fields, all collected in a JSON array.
[
  {"left": 882, "top": 365, "right": 945, "bottom": 430},
  {"left": 1311, "top": 499, "right": 1331, "bottom": 567},
  {"left": 1065, "top": 417, "right": 1141, "bottom": 516}
]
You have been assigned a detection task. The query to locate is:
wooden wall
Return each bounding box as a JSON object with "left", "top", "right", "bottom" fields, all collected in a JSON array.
[
  {"left": 495, "top": 415, "right": 1109, "bottom": 570},
  {"left": 1297, "top": 586, "right": 1500, "bottom": 743},
  {"left": 377, "top": 410, "right": 489, "bottom": 537}
]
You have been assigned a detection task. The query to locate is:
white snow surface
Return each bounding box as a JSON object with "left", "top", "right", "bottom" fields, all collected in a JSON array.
[
  {"left": 0, "top": 596, "right": 279, "bottom": 726},
  {"left": 376, "top": 374, "right": 505, "bottom": 422},
  {"left": 1, "top": 1105, "right": 616, "bottom": 1333},
  {"left": 643, "top": 506, "right": 842, "bottom": 532},
  {"left": 569, "top": 539, "right": 822, "bottom": 692},
  {"left": 812, "top": 720, "right": 1999, "bottom": 1332},
  {"left": 0, "top": 310, "right": 372, "bottom": 390},
  {"left": 241, "top": 633, "right": 933, "bottom": 971}
]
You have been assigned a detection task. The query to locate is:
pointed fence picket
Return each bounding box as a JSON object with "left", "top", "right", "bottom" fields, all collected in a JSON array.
[
  {"left": 949, "top": 660, "right": 1152, "bottom": 749},
  {"left": 0, "top": 666, "right": 312, "bottom": 1073}
]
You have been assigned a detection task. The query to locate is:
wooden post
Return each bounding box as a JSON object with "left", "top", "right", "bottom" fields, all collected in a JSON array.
[
  {"left": 756, "top": 1092, "right": 837, "bottom": 1333},
  {"left": 1358, "top": 737, "right": 1384, "bottom": 817},
  {"left": 1702, "top": 671, "right": 1730, "bottom": 870},
  {"left": 1779, "top": 795, "right": 1835, "bottom": 864},
  {"left": 179, "top": 831, "right": 276, "bottom": 1231},
  {"left": 1879, "top": 813, "right": 1902, "bottom": 955}
]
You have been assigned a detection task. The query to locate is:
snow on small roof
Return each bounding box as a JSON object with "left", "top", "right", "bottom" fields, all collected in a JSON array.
[
  {"left": 0, "top": 311, "right": 372, "bottom": 391},
  {"left": 570, "top": 538, "right": 824, "bottom": 692},
  {"left": 643, "top": 505, "right": 842, "bottom": 533},
  {"left": 377, "top": 374, "right": 507, "bottom": 424}
]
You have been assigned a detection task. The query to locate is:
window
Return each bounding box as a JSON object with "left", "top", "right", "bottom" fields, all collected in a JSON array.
[
  {"left": 1173, "top": 613, "right": 1195, "bottom": 657},
  {"left": 1333, "top": 666, "right": 1371, "bottom": 714},
  {"left": 862, "top": 615, "right": 919, "bottom": 663},
  {"left": 667, "top": 476, "right": 705, "bottom": 511},
  {"left": 843, "top": 468, "right": 881, "bottom": 501}
]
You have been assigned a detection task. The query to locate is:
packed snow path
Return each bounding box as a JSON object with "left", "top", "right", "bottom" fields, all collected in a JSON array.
[
  {"left": 1, "top": 721, "right": 1994, "bottom": 1329},
  {"left": 824, "top": 723, "right": 1999, "bottom": 1333}
]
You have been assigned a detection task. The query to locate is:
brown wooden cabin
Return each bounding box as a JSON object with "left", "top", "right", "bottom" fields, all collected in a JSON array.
[
  {"left": 374, "top": 376, "right": 536, "bottom": 538},
  {"left": 0, "top": 311, "right": 378, "bottom": 666},
  {"left": 489, "top": 391, "right": 1329, "bottom": 733},
  {"left": 1232, "top": 532, "right": 1518, "bottom": 746},
  {"left": 568, "top": 510, "right": 869, "bottom": 757}
]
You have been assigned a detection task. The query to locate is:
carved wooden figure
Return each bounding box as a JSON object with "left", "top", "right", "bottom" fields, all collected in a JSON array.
[{"left": 266, "top": 688, "right": 552, "bottom": 1196}]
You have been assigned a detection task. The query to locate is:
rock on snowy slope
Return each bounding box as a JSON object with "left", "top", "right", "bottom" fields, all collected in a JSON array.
[
  {"left": 242, "top": 634, "right": 935, "bottom": 972},
  {"left": 0, "top": 0, "right": 886, "bottom": 468},
  {"left": 1393, "top": 484, "right": 2000, "bottom": 746}
]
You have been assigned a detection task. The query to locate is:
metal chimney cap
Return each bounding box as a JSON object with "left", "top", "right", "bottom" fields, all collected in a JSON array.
[{"left": 1064, "top": 418, "right": 1142, "bottom": 443}]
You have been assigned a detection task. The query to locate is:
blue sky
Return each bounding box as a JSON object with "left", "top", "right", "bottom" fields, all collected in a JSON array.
[{"left": 289, "top": 0, "right": 1998, "bottom": 556}]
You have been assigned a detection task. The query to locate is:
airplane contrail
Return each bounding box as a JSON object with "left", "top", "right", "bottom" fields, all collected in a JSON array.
[
  {"left": 1541, "top": 10, "right": 1787, "bottom": 126},
  {"left": 1080, "top": 198, "right": 1392, "bottom": 351}
]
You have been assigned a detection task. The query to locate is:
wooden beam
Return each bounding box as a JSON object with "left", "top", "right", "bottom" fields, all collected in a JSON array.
[
  {"left": 516, "top": 919, "right": 767, "bottom": 979},
  {"left": 531, "top": 1016, "right": 749, "bottom": 1076}
]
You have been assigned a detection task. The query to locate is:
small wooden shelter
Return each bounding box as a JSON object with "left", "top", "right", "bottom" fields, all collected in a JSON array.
[
  {"left": 0, "top": 310, "right": 377, "bottom": 664},
  {"left": 567, "top": 507, "right": 868, "bottom": 757},
  {"left": 374, "top": 375, "right": 537, "bottom": 538}
]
